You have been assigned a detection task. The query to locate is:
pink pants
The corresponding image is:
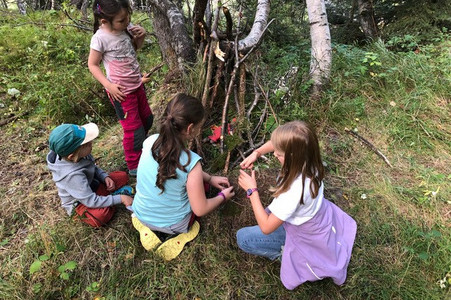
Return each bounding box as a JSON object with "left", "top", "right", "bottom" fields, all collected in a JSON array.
[
  {"left": 109, "top": 85, "right": 153, "bottom": 170},
  {"left": 74, "top": 171, "right": 129, "bottom": 227}
]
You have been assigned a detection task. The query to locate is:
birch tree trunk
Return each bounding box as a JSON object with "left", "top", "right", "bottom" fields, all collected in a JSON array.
[
  {"left": 306, "top": 0, "right": 332, "bottom": 99},
  {"left": 17, "top": 0, "right": 26, "bottom": 14},
  {"left": 237, "top": 0, "right": 270, "bottom": 53},
  {"left": 357, "top": 0, "right": 378, "bottom": 39},
  {"left": 148, "top": 0, "right": 196, "bottom": 72}
]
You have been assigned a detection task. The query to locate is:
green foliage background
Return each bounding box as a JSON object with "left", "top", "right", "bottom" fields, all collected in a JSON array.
[{"left": 0, "top": 2, "right": 450, "bottom": 300}]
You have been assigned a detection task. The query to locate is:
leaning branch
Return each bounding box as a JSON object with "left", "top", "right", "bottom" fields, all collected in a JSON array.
[{"left": 345, "top": 128, "right": 393, "bottom": 168}]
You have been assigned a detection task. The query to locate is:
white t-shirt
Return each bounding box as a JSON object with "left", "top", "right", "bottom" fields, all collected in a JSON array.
[
  {"left": 90, "top": 28, "right": 142, "bottom": 94},
  {"left": 267, "top": 175, "right": 323, "bottom": 225}
]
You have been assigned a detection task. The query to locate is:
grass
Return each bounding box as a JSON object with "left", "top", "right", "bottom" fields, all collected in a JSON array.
[{"left": 0, "top": 8, "right": 450, "bottom": 300}]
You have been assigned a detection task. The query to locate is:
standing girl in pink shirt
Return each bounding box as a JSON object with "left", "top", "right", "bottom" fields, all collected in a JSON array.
[{"left": 88, "top": 0, "right": 153, "bottom": 176}]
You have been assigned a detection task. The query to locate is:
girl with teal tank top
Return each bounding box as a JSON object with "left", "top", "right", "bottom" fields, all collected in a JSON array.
[{"left": 131, "top": 93, "right": 235, "bottom": 260}]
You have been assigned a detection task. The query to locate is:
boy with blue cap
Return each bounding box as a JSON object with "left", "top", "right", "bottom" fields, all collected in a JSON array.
[{"left": 47, "top": 123, "right": 133, "bottom": 227}]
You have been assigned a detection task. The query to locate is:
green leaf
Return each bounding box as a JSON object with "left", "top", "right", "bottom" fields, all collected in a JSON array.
[
  {"left": 0, "top": 238, "right": 9, "bottom": 246},
  {"left": 429, "top": 230, "right": 442, "bottom": 238},
  {"left": 29, "top": 260, "right": 42, "bottom": 274},
  {"left": 418, "top": 252, "right": 429, "bottom": 260},
  {"left": 64, "top": 261, "right": 77, "bottom": 270},
  {"left": 39, "top": 255, "right": 50, "bottom": 261},
  {"left": 32, "top": 283, "right": 42, "bottom": 294},
  {"left": 55, "top": 242, "right": 66, "bottom": 252},
  {"left": 60, "top": 272, "right": 70, "bottom": 280},
  {"left": 57, "top": 265, "right": 66, "bottom": 273}
]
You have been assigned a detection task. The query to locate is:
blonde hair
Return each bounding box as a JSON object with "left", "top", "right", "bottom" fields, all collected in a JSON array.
[{"left": 270, "top": 121, "right": 324, "bottom": 204}]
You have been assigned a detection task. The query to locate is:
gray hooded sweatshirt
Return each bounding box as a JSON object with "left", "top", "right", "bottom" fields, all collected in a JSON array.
[{"left": 47, "top": 151, "right": 121, "bottom": 215}]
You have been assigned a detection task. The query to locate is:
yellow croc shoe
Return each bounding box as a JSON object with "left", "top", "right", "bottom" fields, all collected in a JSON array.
[
  {"left": 132, "top": 217, "right": 162, "bottom": 251},
  {"left": 156, "top": 221, "right": 200, "bottom": 261}
]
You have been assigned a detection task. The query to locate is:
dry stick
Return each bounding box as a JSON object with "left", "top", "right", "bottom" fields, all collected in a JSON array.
[
  {"left": 233, "top": 81, "right": 240, "bottom": 114},
  {"left": 62, "top": 9, "right": 91, "bottom": 31},
  {"left": 0, "top": 111, "right": 29, "bottom": 126},
  {"left": 196, "top": 1, "right": 221, "bottom": 156},
  {"left": 224, "top": 151, "right": 231, "bottom": 173},
  {"left": 220, "top": 5, "right": 243, "bottom": 154},
  {"left": 252, "top": 101, "right": 267, "bottom": 139},
  {"left": 246, "top": 67, "right": 262, "bottom": 148},
  {"left": 201, "top": 2, "right": 220, "bottom": 107},
  {"left": 145, "top": 62, "right": 164, "bottom": 76},
  {"left": 238, "top": 62, "right": 246, "bottom": 118},
  {"left": 231, "top": 140, "right": 266, "bottom": 169},
  {"left": 247, "top": 66, "right": 261, "bottom": 120},
  {"left": 258, "top": 82, "right": 279, "bottom": 126},
  {"left": 210, "top": 56, "right": 227, "bottom": 109},
  {"left": 344, "top": 128, "right": 393, "bottom": 168}
]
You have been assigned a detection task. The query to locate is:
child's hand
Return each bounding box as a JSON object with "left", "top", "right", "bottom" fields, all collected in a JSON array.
[
  {"left": 105, "top": 177, "right": 116, "bottom": 192},
  {"left": 106, "top": 83, "right": 126, "bottom": 102},
  {"left": 129, "top": 25, "right": 146, "bottom": 38},
  {"left": 221, "top": 186, "right": 235, "bottom": 201},
  {"left": 141, "top": 73, "right": 151, "bottom": 84},
  {"left": 238, "top": 169, "right": 258, "bottom": 191},
  {"left": 120, "top": 195, "right": 133, "bottom": 207},
  {"left": 240, "top": 151, "right": 260, "bottom": 169},
  {"left": 210, "top": 176, "right": 230, "bottom": 190}
]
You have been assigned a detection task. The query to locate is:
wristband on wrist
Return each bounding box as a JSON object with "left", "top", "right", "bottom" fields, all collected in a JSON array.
[
  {"left": 217, "top": 192, "right": 226, "bottom": 201},
  {"left": 246, "top": 188, "right": 258, "bottom": 198}
]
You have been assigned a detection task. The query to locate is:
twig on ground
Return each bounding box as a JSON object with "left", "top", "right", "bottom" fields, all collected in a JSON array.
[
  {"left": 345, "top": 128, "right": 393, "bottom": 168},
  {"left": 0, "top": 111, "right": 29, "bottom": 126}
]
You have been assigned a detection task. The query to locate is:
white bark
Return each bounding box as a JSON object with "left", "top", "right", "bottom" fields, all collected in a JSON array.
[
  {"left": 16, "top": 0, "right": 26, "bottom": 14},
  {"left": 237, "top": 0, "right": 270, "bottom": 53},
  {"left": 306, "top": 0, "right": 332, "bottom": 95}
]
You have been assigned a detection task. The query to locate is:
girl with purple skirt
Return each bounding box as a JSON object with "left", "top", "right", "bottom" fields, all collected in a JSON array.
[{"left": 237, "top": 121, "right": 357, "bottom": 290}]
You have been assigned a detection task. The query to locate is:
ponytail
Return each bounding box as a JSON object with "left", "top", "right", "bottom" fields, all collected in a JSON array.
[{"left": 152, "top": 94, "right": 205, "bottom": 192}]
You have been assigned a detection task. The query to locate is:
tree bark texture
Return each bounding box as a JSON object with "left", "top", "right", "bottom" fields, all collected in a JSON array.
[
  {"left": 193, "top": 0, "right": 208, "bottom": 45},
  {"left": 306, "top": 0, "right": 332, "bottom": 98},
  {"left": 357, "top": 0, "right": 378, "bottom": 39},
  {"left": 237, "top": 0, "right": 270, "bottom": 53},
  {"left": 148, "top": 0, "right": 196, "bottom": 72},
  {"left": 16, "top": 0, "right": 26, "bottom": 14}
]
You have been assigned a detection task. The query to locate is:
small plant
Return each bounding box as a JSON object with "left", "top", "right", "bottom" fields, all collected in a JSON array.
[
  {"left": 360, "top": 52, "right": 382, "bottom": 76},
  {"left": 386, "top": 35, "right": 419, "bottom": 52},
  {"left": 86, "top": 281, "right": 101, "bottom": 293},
  {"left": 57, "top": 261, "right": 77, "bottom": 280}
]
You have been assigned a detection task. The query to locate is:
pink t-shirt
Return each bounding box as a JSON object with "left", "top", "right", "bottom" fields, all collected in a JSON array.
[{"left": 90, "top": 28, "right": 142, "bottom": 95}]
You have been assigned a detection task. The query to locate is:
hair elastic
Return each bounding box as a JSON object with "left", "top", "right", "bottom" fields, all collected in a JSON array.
[
  {"left": 217, "top": 192, "right": 226, "bottom": 201},
  {"left": 96, "top": 3, "right": 102, "bottom": 13}
]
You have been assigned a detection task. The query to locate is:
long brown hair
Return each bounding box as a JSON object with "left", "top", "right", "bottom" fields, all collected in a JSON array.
[
  {"left": 152, "top": 94, "right": 205, "bottom": 192},
  {"left": 270, "top": 121, "right": 324, "bottom": 205}
]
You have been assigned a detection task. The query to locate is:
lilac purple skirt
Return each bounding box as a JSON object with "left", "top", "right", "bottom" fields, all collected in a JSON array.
[{"left": 280, "top": 199, "right": 357, "bottom": 290}]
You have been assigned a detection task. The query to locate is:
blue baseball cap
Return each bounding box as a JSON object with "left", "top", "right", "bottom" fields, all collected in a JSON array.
[{"left": 49, "top": 123, "right": 99, "bottom": 157}]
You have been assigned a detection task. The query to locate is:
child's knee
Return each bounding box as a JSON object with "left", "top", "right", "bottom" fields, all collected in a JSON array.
[
  {"left": 133, "top": 126, "right": 146, "bottom": 151},
  {"left": 236, "top": 228, "right": 249, "bottom": 249},
  {"left": 108, "top": 171, "right": 129, "bottom": 187}
]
